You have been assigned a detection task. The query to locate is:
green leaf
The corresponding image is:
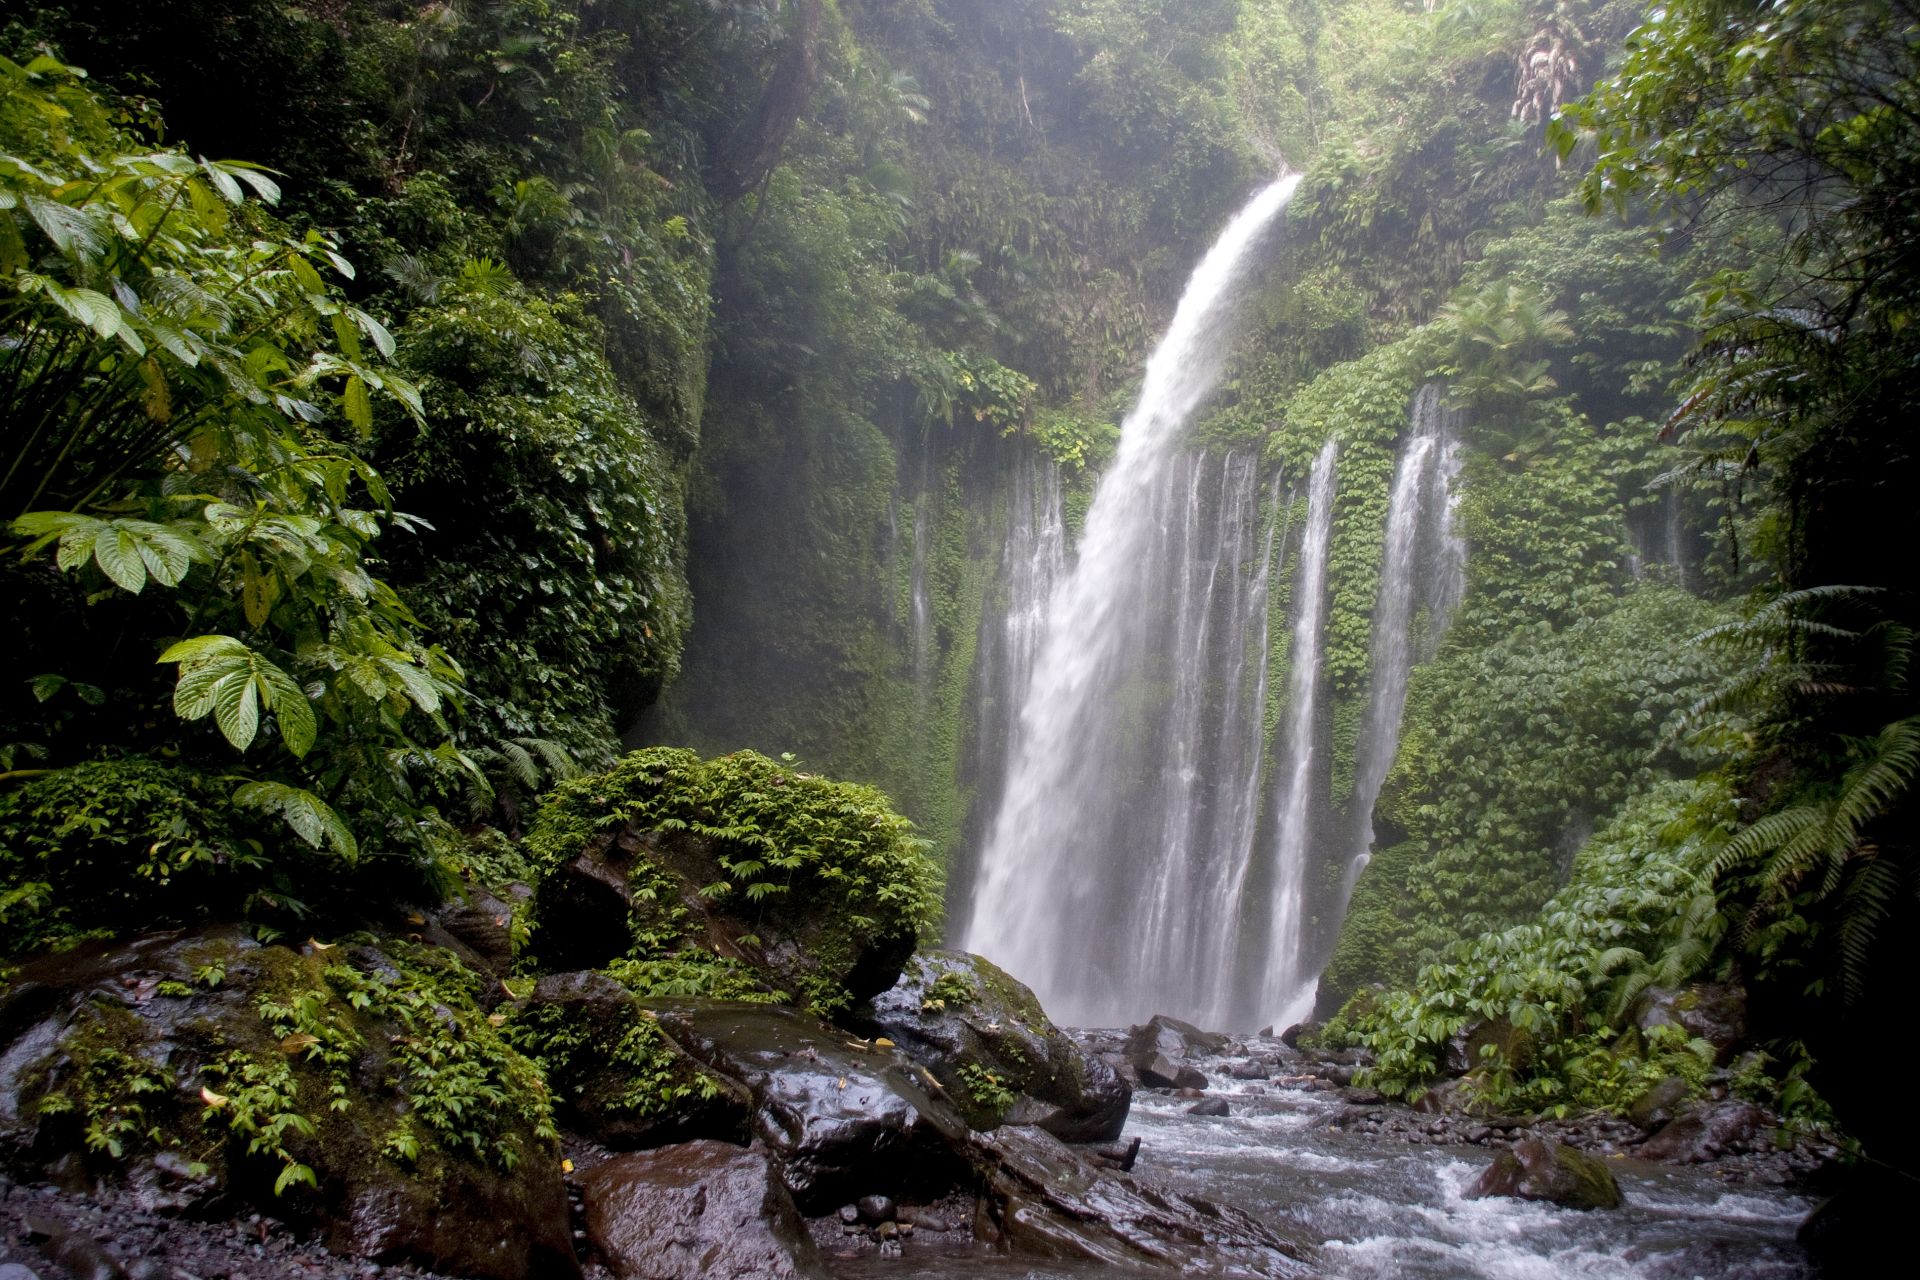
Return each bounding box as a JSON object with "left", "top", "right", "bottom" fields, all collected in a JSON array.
[
  {"left": 213, "top": 669, "right": 260, "bottom": 750},
  {"left": 233, "top": 781, "right": 358, "bottom": 862},
  {"left": 92, "top": 526, "right": 148, "bottom": 593},
  {"left": 342, "top": 375, "right": 372, "bottom": 432}
]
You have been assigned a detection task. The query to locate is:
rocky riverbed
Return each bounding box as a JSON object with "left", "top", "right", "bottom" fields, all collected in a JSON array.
[{"left": 0, "top": 931, "right": 1837, "bottom": 1280}]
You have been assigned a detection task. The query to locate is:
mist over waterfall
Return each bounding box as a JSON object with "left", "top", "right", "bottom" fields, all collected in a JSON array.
[{"left": 962, "top": 177, "right": 1300, "bottom": 1028}]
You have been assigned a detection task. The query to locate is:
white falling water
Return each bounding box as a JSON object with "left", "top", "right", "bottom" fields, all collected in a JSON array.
[
  {"left": 1338, "top": 383, "right": 1469, "bottom": 916},
  {"left": 963, "top": 178, "right": 1301, "bottom": 1027},
  {"left": 1256, "top": 439, "right": 1339, "bottom": 1031}
]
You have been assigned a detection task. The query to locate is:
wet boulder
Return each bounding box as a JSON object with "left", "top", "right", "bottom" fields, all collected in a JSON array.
[
  {"left": 1188, "top": 1098, "right": 1231, "bottom": 1117},
  {"left": 1466, "top": 1136, "right": 1622, "bottom": 1210},
  {"left": 645, "top": 1000, "right": 971, "bottom": 1214},
  {"left": 1135, "top": 1055, "right": 1208, "bottom": 1091},
  {"left": 1638, "top": 1099, "right": 1772, "bottom": 1163},
  {"left": 0, "top": 929, "right": 576, "bottom": 1280},
  {"left": 507, "top": 971, "right": 751, "bottom": 1149},
  {"left": 972, "top": 1125, "right": 1314, "bottom": 1275},
  {"left": 578, "top": 1141, "right": 830, "bottom": 1280},
  {"left": 854, "top": 952, "right": 1129, "bottom": 1142},
  {"left": 1124, "top": 1014, "right": 1227, "bottom": 1064}
]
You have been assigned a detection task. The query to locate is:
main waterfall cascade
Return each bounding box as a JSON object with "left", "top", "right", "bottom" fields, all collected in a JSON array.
[
  {"left": 962, "top": 177, "right": 1302, "bottom": 1027},
  {"left": 959, "top": 177, "right": 1487, "bottom": 1029}
]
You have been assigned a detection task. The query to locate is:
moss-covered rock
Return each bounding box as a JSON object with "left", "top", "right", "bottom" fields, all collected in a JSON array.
[
  {"left": 854, "top": 951, "right": 1129, "bottom": 1142},
  {"left": 1465, "top": 1136, "right": 1622, "bottom": 1211},
  {"left": 0, "top": 928, "right": 574, "bottom": 1279},
  {"left": 525, "top": 748, "right": 943, "bottom": 1015},
  {"left": 504, "top": 970, "right": 750, "bottom": 1150}
]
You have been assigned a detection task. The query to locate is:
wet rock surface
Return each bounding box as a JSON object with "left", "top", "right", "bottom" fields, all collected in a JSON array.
[
  {"left": 854, "top": 951, "right": 1129, "bottom": 1142},
  {"left": 645, "top": 999, "right": 972, "bottom": 1214},
  {"left": 577, "top": 1141, "right": 829, "bottom": 1280},
  {"left": 971, "top": 1125, "right": 1313, "bottom": 1275}
]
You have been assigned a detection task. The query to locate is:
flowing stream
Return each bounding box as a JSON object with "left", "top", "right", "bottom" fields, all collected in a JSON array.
[
  {"left": 964, "top": 177, "right": 1302, "bottom": 1027},
  {"left": 828, "top": 1039, "right": 1815, "bottom": 1280}
]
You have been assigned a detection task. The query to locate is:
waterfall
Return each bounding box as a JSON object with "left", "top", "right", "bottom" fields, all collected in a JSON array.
[
  {"left": 963, "top": 177, "right": 1301, "bottom": 1027},
  {"left": 1256, "top": 439, "right": 1339, "bottom": 1031},
  {"left": 1338, "top": 384, "right": 1469, "bottom": 913}
]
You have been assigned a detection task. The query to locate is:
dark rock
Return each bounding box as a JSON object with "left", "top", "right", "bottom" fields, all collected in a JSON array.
[
  {"left": 837, "top": 1204, "right": 859, "bottom": 1225},
  {"left": 1634, "top": 984, "right": 1748, "bottom": 1063},
  {"left": 519, "top": 971, "right": 752, "bottom": 1149},
  {"left": 1466, "top": 1137, "right": 1622, "bottom": 1210},
  {"left": 972, "top": 1126, "right": 1312, "bottom": 1275},
  {"left": 646, "top": 1000, "right": 971, "bottom": 1214},
  {"left": 853, "top": 952, "right": 1129, "bottom": 1142},
  {"left": 1229, "top": 1060, "right": 1269, "bottom": 1080},
  {"left": 578, "top": 1141, "right": 829, "bottom": 1280},
  {"left": 428, "top": 882, "right": 522, "bottom": 977},
  {"left": 1135, "top": 1053, "right": 1187, "bottom": 1090},
  {"left": 1123, "top": 1015, "right": 1227, "bottom": 1066},
  {"left": 1627, "top": 1075, "right": 1695, "bottom": 1132},
  {"left": 1187, "top": 1098, "right": 1230, "bottom": 1117},
  {"left": 1638, "top": 1099, "right": 1771, "bottom": 1163},
  {"left": 530, "top": 851, "right": 636, "bottom": 973},
  {"left": 1090, "top": 1137, "right": 1141, "bottom": 1172},
  {"left": 0, "top": 929, "right": 577, "bottom": 1280},
  {"left": 854, "top": 1194, "right": 895, "bottom": 1224}
]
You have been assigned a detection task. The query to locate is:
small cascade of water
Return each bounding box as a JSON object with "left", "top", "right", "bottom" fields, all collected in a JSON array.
[
  {"left": 964, "top": 177, "right": 1301, "bottom": 1027},
  {"left": 1256, "top": 439, "right": 1339, "bottom": 1031}
]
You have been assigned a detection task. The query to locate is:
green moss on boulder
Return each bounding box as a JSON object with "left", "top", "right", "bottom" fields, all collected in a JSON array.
[{"left": 525, "top": 748, "right": 943, "bottom": 1015}]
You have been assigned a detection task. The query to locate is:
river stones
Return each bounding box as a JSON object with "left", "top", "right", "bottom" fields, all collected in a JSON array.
[
  {"left": 578, "top": 1141, "right": 829, "bottom": 1280},
  {"left": 1125, "top": 1014, "right": 1228, "bottom": 1062},
  {"left": 645, "top": 999, "right": 970, "bottom": 1213},
  {"left": 1466, "top": 1136, "right": 1622, "bottom": 1210},
  {"left": 854, "top": 951, "right": 1129, "bottom": 1142},
  {"left": 1188, "top": 1097, "right": 1231, "bottom": 1117}
]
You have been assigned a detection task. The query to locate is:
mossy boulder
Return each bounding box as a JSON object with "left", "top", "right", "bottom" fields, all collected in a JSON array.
[
  {"left": 503, "top": 970, "right": 750, "bottom": 1149},
  {"left": 1466, "top": 1136, "right": 1622, "bottom": 1210},
  {"left": 0, "top": 928, "right": 575, "bottom": 1279},
  {"left": 854, "top": 951, "right": 1130, "bottom": 1142},
  {"left": 525, "top": 749, "right": 942, "bottom": 1015}
]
